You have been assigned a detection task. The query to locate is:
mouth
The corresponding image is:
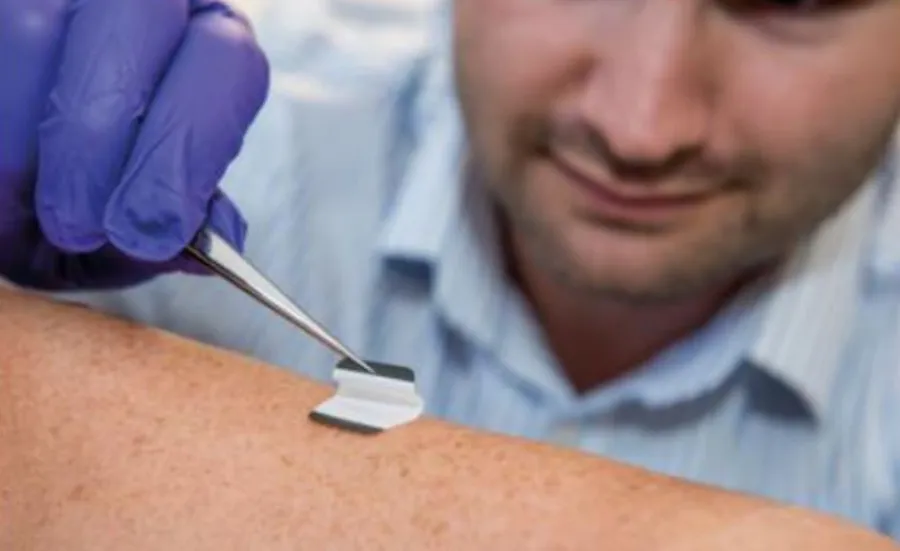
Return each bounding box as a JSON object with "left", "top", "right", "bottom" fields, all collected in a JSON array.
[{"left": 548, "top": 149, "right": 712, "bottom": 226}]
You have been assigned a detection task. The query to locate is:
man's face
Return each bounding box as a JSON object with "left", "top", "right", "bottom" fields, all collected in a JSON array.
[{"left": 453, "top": 0, "right": 900, "bottom": 302}]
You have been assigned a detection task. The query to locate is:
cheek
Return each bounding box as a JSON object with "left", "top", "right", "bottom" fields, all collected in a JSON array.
[
  {"left": 725, "top": 64, "right": 899, "bottom": 238},
  {"left": 719, "top": 25, "right": 900, "bottom": 189},
  {"left": 454, "top": 1, "right": 592, "bottom": 157}
]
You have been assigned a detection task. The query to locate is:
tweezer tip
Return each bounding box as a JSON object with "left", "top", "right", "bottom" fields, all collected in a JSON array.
[{"left": 349, "top": 356, "right": 376, "bottom": 374}]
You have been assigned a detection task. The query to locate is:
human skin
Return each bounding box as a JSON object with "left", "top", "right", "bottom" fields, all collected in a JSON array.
[
  {"left": 453, "top": 0, "right": 900, "bottom": 388},
  {"left": 0, "top": 288, "right": 896, "bottom": 550}
]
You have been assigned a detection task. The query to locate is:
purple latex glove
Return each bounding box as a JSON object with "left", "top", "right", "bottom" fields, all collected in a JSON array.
[{"left": 0, "top": 0, "right": 269, "bottom": 290}]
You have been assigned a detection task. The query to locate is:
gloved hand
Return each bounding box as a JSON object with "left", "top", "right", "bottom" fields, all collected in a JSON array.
[{"left": 0, "top": 0, "right": 270, "bottom": 290}]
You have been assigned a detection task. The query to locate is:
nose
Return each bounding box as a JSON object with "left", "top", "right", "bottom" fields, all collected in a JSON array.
[{"left": 577, "top": 5, "right": 714, "bottom": 171}]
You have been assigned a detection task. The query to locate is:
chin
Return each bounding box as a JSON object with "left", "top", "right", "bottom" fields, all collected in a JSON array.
[
  {"left": 560, "top": 267, "right": 680, "bottom": 303},
  {"left": 554, "top": 229, "right": 719, "bottom": 303}
]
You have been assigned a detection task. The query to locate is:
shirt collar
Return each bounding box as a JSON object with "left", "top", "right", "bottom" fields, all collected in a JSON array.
[
  {"left": 747, "top": 130, "right": 900, "bottom": 420},
  {"left": 375, "top": 89, "right": 515, "bottom": 355},
  {"left": 870, "top": 131, "right": 900, "bottom": 279},
  {"left": 747, "top": 175, "right": 882, "bottom": 421},
  {"left": 376, "top": 0, "right": 464, "bottom": 267},
  {"left": 375, "top": 3, "right": 536, "bottom": 367}
]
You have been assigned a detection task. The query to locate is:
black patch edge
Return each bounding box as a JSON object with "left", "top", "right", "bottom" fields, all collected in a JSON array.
[
  {"left": 337, "top": 358, "right": 415, "bottom": 382},
  {"left": 308, "top": 411, "right": 384, "bottom": 435}
]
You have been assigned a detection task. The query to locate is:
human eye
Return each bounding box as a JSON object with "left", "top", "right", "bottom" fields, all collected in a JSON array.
[
  {"left": 721, "top": 0, "right": 865, "bottom": 40},
  {"left": 723, "top": 0, "right": 857, "bottom": 17}
]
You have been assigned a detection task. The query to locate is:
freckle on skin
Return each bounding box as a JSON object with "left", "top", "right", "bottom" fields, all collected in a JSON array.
[{"left": 67, "top": 484, "right": 87, "bottom": 502}]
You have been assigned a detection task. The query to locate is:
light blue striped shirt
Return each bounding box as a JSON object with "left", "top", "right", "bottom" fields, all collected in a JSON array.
[{"left": 69, "top": 1, "right": 900, "bottom": 537}]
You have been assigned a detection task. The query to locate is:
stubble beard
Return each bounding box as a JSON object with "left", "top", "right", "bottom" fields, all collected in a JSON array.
[{"left": 480, "top": 124, "right": 891, "bottom": 307}]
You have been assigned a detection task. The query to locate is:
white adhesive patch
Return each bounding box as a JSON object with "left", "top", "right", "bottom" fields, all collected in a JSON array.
[{"left": 310, "top": 359, "right": 424, "bottom": 434}]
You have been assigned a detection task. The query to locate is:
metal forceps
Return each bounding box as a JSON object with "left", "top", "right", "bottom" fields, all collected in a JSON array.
[{"left": 185, "top": 227, "right": 375, "bottom": 374}]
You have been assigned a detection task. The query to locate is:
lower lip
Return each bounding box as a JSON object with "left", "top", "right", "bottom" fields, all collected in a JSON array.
[{"left": 549, "top": 155, "right": 708, "bottom": 224}]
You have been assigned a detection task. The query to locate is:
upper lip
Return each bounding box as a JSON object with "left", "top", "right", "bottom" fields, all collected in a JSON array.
[{"left": 550, "top": 148, "right": 712, "bottom": 203}]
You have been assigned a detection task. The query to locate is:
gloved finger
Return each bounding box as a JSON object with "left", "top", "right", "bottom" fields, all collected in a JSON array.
[
  {"left": 206, "top": 189, "right": 248, "bottom": 251},
  {"left": 0, "top": 0, "right": 67, "bottom": 179},
  {"left": 104, "top": 6, "right": 269, "bottom": 262},
  {"left": 21, "top": 190, "right": 247, "bottom": 288},
  {"left": 189, "top": 0, "right": 254, "bottom": 30},
  {"left": 35, "top": 0, "right": 190, "bottom": 253},
  {"left": 28, "top": 243, "right": 164, "bottom": 290}
]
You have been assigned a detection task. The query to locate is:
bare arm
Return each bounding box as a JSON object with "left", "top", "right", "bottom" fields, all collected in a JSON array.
[{"left": 0, "top": 288, "right": 894, "bottom": 551}]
